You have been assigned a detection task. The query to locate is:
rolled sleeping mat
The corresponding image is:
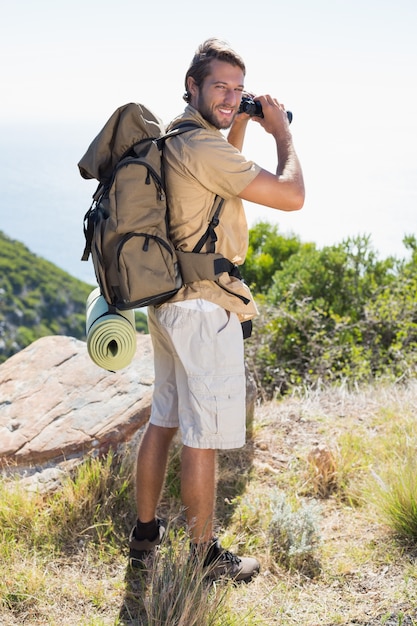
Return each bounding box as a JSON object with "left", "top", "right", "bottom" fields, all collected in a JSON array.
[{"left": 86, "top": 288, "right": 137, "bottom": 371}]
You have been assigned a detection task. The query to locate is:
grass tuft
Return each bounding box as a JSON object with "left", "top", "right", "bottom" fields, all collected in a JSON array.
[
  {"left": 373, "top": 456, "right": 417, "bottom": 545},
  {"left": 121, "top": 524, "right": 240, "bottom": 625}
]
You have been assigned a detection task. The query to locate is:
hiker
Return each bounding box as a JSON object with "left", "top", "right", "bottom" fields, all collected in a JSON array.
[{"left": 129, "top": 37, "right": 305, "bottom": 582}]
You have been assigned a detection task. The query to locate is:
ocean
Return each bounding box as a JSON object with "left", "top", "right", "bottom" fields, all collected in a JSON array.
[
  {"left": 1, "top": 121, "right": 99, "bottom": 285},
  {"left": 1, "top": 120, "right": 416, "bottom": 289}
]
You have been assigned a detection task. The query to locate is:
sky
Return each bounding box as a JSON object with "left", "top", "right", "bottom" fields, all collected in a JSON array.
[{"left": 1, "top": 0, "right": 417, "bottom": 281}]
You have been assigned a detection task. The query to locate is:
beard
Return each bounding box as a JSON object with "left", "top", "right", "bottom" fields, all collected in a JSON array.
[{"left": 196, "top": 94, "right": 236, "bottom": 130}]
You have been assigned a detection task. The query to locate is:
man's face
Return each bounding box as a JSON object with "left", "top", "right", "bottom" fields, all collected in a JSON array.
[{"left": 190, "top": 59, "right": 245, "bottom": 130}]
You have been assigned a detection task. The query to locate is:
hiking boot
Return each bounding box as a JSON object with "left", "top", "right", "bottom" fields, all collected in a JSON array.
[
  {"left": 195, "top": 538, "right": 260, "bottom": 583},
  {"left": 129, "top": 518, "right": 166, "bottom": 568}
]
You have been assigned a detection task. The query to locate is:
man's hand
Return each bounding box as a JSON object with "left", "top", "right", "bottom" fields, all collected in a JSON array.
[
  {"left": 238, "top": 93, "right": 305, "bottom": 212},
  {"left": 251, "top": 94, "right": 291, "bottom": 139}
]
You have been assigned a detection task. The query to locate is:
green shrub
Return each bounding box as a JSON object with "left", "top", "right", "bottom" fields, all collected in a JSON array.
[
  {"left": 245, "top": 230, "right": 417, "bottom": 397},
  {"left": 268, "top": 491, "right": 321, "bottom": 577},
  {"left": 242, "top": 220, "right": 302, "bottom": 293}
]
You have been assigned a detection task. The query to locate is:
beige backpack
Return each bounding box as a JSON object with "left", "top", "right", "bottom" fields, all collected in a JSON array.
[{"left": 78, "top": 102, "right": 235, "bottom": 310}]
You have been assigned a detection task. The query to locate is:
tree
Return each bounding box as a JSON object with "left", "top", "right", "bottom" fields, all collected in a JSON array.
[
  {"left": 244, "top": 230, "right": 415, "bottom": 398},
  {"left": 242, "top": 221, "right": 302, "bottom": 294},
  {"left": 267, "top": 235, "right": 396, "bottom": 320}
]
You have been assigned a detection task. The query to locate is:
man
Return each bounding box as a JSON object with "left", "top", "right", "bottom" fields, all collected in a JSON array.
[{"left": 129, "top": 38, "right": 304, "bottom": 582}]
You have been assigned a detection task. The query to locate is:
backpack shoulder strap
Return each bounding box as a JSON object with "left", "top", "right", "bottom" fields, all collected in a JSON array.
[
  {"left": 161, "top": 121, "right": 225, "bottom": 254},
  {"left": 156, "top": 121, "right": 202, "bottom": 149}
]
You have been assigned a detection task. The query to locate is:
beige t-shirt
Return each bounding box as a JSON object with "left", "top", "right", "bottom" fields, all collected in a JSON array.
[{"left": 164, "top": 105, "right": 261, "bottom": 320}]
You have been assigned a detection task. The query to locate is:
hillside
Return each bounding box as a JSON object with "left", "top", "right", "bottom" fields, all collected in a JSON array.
[
  {"left": 0, "top": 231, "right": 147, "bottom": 364},
  {"left": 1, "top": 230, "right": 417, "bottom": 624},
  {"left": 1, "top": 382, "right": 417, "bottom": 625}
]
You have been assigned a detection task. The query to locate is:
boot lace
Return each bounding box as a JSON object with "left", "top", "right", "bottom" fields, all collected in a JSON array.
[{"left": 218, "top": 549, "right": 241, "bottom": 565}]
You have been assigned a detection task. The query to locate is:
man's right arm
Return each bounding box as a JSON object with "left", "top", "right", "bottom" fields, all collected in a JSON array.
[{"left": 239, "top": 94, "right": 305, "bottom": 212}]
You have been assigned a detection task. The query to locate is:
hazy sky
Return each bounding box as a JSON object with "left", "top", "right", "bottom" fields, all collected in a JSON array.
[{"left": 2, "top": 0, "right": 417, "bottom": 271}]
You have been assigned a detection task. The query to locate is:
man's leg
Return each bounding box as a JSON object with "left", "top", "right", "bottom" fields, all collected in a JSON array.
[
  {"left": 135, "top": 422, "right": 178, "bottom": 523},
  {"left": 135, "top": 305, "right": 259, "bottom": 580},
  {"left": 181, "top": 445, "right": 216, "bottom": 543},
  {"left": 129, "top": 423, "right": 176, "bottom": 567},
  {"left": 181, "top": 443, "right": 260, "bottom": 583}
]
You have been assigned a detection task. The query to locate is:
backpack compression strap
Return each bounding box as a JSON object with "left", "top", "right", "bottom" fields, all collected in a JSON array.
[{"left": 192, "top": 195, "right": 224, "bottom": 254}]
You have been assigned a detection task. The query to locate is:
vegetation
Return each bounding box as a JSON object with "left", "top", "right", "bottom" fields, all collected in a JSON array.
[
  {"left": 2, "top": 223, "right": 417, "bottom": 623},
  {"left": 1, "top": 383, "right": 417, "bottom": 624},
  {"left": 3, "top": 222, "right": 416, "bottom": 390},
  {"left": 243, "top": 223, "right": 417, "bottom": 397},
  {"left": 372, "top": 456, "right": 417, "bottom": 546},
  {"left": 0, "top": 231, "right": 148, "bottom": 363},
  {"left": 268, "top": 490, "right": 321, "bottom": 577}
]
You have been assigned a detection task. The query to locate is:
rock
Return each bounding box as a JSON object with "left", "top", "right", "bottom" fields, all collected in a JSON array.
[
  {"left": 0, "top": 334, "right": 258, "bottom": 489},
  {"left": 0, "top": 334, "right": 154, "bottom": 469}
]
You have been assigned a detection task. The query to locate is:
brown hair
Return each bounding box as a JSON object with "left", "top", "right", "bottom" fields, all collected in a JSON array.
[{"left": 183, "top": 38, "right": 246, "bottom": 102}]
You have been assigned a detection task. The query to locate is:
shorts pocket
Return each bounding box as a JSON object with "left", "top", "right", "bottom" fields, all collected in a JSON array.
[
  {"left": 154, "top": 303, "right": 192, "bottom": 329},
  {"left": 188, "top": 372, "right": 245, "bottom": 438}
]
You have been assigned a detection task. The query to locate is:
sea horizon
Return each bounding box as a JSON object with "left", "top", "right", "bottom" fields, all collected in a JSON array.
[{"left": 1, "top": 120, "right": 415, "bottom": 287}]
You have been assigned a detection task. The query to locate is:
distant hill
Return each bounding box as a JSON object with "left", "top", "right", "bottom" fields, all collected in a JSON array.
[{"left": 0, "top": 231, "right": 147, "bottom": 364}]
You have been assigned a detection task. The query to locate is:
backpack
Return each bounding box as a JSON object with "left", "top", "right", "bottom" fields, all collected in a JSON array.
[{"left": 78, "top": 102, "right": 237, "bottom": 311}]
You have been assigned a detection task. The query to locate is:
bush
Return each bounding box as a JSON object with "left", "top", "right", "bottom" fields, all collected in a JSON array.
[
  {"left": 245, "top": 230, "right": 417, "bottom": 397},
  {"left": 242, "top": 221, "right": 302, "bottom": 294},
  {"left": 268, "top": 491, "right": 321, "bottom": 577}
]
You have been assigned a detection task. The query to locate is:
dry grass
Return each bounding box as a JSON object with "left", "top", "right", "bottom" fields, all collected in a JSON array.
[{"left": 2, "top": 381, "right": 417, "bottom": 625}]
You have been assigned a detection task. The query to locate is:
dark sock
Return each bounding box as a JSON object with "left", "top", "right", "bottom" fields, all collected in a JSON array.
[{"left": 135, "top": 517, "right": 159, "bottom": 541}]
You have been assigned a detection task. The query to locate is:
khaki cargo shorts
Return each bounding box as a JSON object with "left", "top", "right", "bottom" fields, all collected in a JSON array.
[{"left": 147, "top": 302, "right": 246, "bottom": 449}]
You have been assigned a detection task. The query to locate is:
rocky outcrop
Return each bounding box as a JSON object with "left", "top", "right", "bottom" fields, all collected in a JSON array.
[
  {"left": 0, "top": 335, "right": 154, "bottom": 469},
  {"left": 0, "top": 334, "right": 257, "bottom": 490}
]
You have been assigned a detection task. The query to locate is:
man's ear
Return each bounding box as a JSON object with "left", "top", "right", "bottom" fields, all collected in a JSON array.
[{"left": 187, "top": 76, "right": 198, "bottom": 99}]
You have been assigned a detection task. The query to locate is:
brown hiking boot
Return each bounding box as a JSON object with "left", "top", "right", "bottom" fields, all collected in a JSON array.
[
  {"left": 128, "top": 518, "right": 166, "bottom": 568},
  {"left": 195, "top": 538, "right": 260, "bottom": 583}
]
